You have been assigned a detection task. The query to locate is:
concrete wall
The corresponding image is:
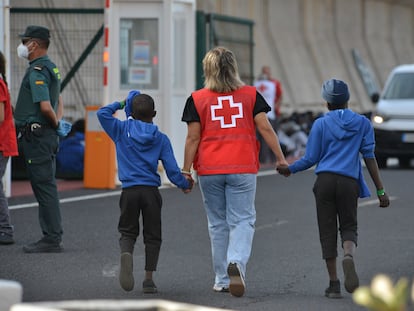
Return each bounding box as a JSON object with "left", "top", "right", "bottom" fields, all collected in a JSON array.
[{"left": 197, "top": 0, "right": 414, "bottom": 114}]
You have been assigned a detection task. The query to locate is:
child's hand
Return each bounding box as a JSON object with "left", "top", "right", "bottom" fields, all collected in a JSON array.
[
  {"left": 277, "top": 165, "right": 291, "bottom": 177},
  {"left": 182, "top": 174, "right": 194, "bottom": 194},
  {"left": 124, "top": 90, "right": 140, "bottom": 117},
  {"left": 378, "top": 192, "right": 390, "bottom": 208}
]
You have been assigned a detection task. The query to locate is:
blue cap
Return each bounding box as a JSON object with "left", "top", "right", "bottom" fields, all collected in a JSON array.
[{"left": 321, "top": 79, "right": 350, "bottom": 105}]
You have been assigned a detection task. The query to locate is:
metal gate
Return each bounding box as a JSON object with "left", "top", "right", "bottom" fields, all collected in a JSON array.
[
  {"left": 196, "top": 11, "right": 254, "bottom": 90},
  {"left": 10, "top": 7, "right": 104, "bottom": 122}
]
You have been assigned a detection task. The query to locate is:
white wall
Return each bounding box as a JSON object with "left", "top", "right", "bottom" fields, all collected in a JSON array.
[{"left": 197, "top": 0, "right": 414, "bottom": 114}]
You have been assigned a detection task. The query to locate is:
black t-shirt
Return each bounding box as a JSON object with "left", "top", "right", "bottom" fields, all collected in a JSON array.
[{"left": 181, "top": 90, "right": 270, "bottom": 123}]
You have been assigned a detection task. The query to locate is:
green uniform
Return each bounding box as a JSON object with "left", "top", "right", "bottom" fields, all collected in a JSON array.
[
  {"left": 15, "top": 55, "right": 63, "bottom": 243},
  {"left": 14, "top": 56, "right": 61, "bottom": 126}
]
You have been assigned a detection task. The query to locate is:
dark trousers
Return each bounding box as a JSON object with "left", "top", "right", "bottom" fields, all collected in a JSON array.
[
  {"left": 312, "top": 173, "right": 359, "bottom": 259},
  {"left": 118, "top": 185, "right": 162, "bottom": 271},
  {"left": 19, "top": 127, "right": 62, "bottom": 242}
]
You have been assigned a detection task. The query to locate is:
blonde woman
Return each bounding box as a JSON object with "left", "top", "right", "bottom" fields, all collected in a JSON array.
[{"left": 181, "top": 47, "right": 288, "bottom": 297}]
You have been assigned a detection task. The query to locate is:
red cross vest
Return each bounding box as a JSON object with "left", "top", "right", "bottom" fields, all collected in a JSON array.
[{"left": 192, "top": 86, "right": 260, "bottom": 175}]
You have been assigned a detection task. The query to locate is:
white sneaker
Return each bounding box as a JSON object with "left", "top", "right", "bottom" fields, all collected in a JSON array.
[{"left": 213, "top": 284, "right": 229, "bottom": 292}]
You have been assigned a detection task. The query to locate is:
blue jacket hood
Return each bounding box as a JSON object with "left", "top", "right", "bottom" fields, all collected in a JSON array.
[
  {"left": 126, "top": 117, "right": 161, "bottom": 151},
  {"left": 325, "top": 109, "right": 361, "bottom": 140}
]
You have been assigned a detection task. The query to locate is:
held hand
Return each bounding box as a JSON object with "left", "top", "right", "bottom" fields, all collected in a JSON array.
[
  {"left": 378, "top": 192, "right": 390, "bottom": 208},
  {"left": 277, "top": 165, "right": 291, "bottom": 177},
  {"left": 56, "top": 119, "right": 72, "bottom": 137},
  {"left": 277, "top": 159, "right": 289, "bottom": 167},
  {"left": 182, "top": 173, "right": 194, "bottom": 194},
  {"left": 124, "top": 90, "right": 140, "bottom": 118}
]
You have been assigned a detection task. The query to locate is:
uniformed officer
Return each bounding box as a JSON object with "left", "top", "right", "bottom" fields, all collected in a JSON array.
[{"left": 14, "top": 25, "right": 72, "bottom": 253}]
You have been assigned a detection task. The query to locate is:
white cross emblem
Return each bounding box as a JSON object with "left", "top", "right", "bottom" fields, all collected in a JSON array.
[{"left": 211, "top": 95, "right": 243, "bottom": 128}]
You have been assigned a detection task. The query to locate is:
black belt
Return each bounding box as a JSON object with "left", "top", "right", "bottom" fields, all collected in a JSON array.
[
  {"left": 18, "top": 123, "right": 52, "bottom": 132},
  {"left": 30, "top": 123, "right": 52, "bottom": 131},
  {"left": 17, "top": 123, "right": 53, "bottom": 140}
]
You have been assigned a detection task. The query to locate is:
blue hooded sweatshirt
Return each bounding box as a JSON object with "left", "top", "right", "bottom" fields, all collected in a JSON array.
[
  {"left": 97, "top": 102, "right": 190, "bottom": 189},
  {"left": 289, "top": 109, "right": 375, "bottom": 198}
]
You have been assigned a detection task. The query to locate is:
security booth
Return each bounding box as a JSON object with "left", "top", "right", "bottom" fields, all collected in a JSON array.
[
  {"left": 84, "top": 0, "right": 196, "bottom": 188},
  {"left": 84, "top": 106, "right": 116, "bottom": 189}
]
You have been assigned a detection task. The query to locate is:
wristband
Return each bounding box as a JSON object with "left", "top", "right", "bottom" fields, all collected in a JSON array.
[
  {"left": 377, "top": 189, "right": 385, "bottom": 196},
  {"left": 181, "top": 169, "right": 192, "bottom": 175},
  {"left": 120, "top": 100, "right": 126, "bottom": 109}
]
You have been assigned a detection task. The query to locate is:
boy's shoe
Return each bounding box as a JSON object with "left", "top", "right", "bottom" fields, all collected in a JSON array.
[
  {"left": 227, "top": 262, "right": 245, "bottom": 297},
  {"left": 0, "top": 232, "right": 14, "bottom": 245},
  {"left": 213, "top": 284, "right": 229, "bottom": 293},
  {"left": 119, "top": 252, "right": 134, "bottom": 291},
  {"left": 325, "top": 280, "right": 342, "bottom": 298},
  {"left": 23, "top": 238, "right": 63, "bottom": 253},
  {"left": 142, "top": 279, "right": 157, "bottom": 294},
  {"left": 343, "top": 255, "right": 359, "bottom": 293}
]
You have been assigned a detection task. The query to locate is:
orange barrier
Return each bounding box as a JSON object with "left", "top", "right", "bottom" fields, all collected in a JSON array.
[{"left": 83, "top": 106, "right": 116, "bottom": 189}]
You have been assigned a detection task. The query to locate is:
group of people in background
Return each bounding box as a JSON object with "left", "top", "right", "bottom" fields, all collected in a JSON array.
[
  {"left": 254, "top": 65, "right": 311, "bottom": 165},
  {"left": 1, "top": 25, "right": 390, "bottom": 301}
]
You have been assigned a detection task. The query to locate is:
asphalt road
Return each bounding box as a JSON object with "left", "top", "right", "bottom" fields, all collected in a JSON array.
[{"left": 2, "top": 167, "right": 413, "bottom": 311}]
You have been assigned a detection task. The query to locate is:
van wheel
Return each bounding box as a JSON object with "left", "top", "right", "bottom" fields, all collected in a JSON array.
[
  {"left": 398, "top": 157, "right": 411, "bottom": 168},
  {"left": 376, "top": 156, "right": 387, "bottom": 168}
]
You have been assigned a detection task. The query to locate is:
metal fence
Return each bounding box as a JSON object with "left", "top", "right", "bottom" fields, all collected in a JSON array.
[
  {"left": 196, "top": 12, "right": 254, "bottom": 89},
  {"left": 10, "top": 7, "right": 104, "bottom": 123}
]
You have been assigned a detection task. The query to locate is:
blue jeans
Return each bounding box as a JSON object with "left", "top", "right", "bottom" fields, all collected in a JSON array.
[{"left": 198, "top": 174, "right": 256, "bottom": 287}]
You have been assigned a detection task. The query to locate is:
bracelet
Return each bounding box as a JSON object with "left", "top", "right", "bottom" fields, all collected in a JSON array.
[
  {"left": 181, "top": 169, "right": 192, "bottom": 175},
  {"left": 377, "top": 189, "right": 385, "bottom": 196}
]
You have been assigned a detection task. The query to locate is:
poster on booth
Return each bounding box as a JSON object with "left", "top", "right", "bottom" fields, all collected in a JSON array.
[
  {"left": 129, "top": 67, "right": 151, "bottom": 84},
  {"left": 133, "top": 40, "right": 150, "bottom": 64},
  {"left": 129, "top": 40, "right": 152, "bottom": 84}
]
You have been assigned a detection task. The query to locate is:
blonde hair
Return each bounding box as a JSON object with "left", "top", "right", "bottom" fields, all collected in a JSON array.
[{"left": 202, "top": 46, "right": 244, "bottom": 93}]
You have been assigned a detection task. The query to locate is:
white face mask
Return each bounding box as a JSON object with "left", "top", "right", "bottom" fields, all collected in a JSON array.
[{"left": 17, "top": 43, "right": 29, "bottom": 59}]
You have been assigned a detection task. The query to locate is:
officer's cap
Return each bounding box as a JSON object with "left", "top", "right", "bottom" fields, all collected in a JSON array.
[{"left": 19, "top": 25, "right": 50, "bottom": 40}]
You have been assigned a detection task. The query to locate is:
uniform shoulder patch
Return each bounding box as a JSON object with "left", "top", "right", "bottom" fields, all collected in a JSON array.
[{"left": 34, "top": 66, "right": 43, "bottom": 71}]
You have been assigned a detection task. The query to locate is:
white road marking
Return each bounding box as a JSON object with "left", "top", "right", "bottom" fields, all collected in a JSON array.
[
  {"left": 8, "top": 171, "right": 396, "bottom": 210},
  {"left": 256, "top": 220, "right": 288, "bottom": 231}
]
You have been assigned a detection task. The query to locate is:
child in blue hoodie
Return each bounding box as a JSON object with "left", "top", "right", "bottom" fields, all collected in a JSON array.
[
  {"left": 97, "top": 92, "right": 193, "bottom": 294},
  {"left": 277, "top": 79, "right": 390, "bottom": 298}
]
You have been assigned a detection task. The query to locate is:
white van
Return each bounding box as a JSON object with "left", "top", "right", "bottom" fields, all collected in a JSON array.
[{"left": 371, "top": 64, "right": 414, "bottom": 168}]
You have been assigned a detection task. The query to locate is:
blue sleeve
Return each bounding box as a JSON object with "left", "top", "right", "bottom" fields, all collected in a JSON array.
[
  {"left": 289, "top": 119, "right": 322, "bottom": 173},
  {"left": 360, "top": 118, "right": 376, "bottom": 159},
  {"left": 96, "top": 102, "right": 123, "bottom": 142},
  {"left": 159, "top": 135, "right": 190, "bottom": 189}
]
